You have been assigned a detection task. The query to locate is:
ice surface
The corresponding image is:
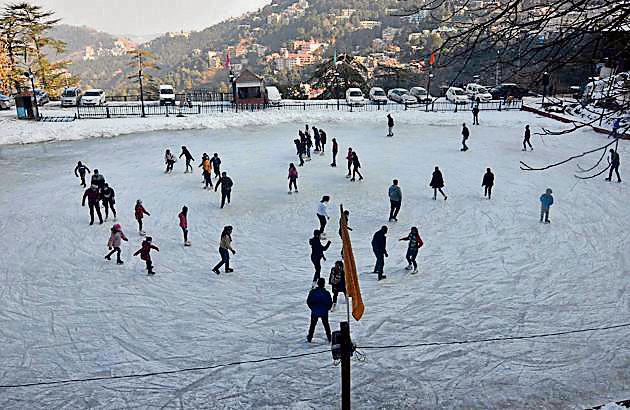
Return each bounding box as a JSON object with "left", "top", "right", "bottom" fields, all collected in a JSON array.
[{"left": 0, "top": 110, "right": 628, "bottom": 408}]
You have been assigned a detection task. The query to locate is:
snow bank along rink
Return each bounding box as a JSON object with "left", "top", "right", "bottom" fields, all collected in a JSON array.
[{"left": 0, "top": 109, "right": 628, "bottom": 409}]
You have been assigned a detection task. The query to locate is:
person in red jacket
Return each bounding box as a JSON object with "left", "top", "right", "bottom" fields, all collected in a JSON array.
[
  {"left": 133, "top": 236, "right": 159, "bottom": 275},
  {"left": 178, "top": 206, "right": 190, "bottom": 246},
  {"left": 82, "top": 184, "right": 103, "bottom": 225},
  {"left": 134, "top": 199, "right": 150, "bottom": 235},
  {"left": 345, "top": 147, "right": 353, "bottom": 178}
]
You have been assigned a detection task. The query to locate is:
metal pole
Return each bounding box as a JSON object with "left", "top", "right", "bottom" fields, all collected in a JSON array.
[
  {"left": 340, "top": 321, "right": 351, "bottom": 410},
  {"left": 139, "top": 53, "right": 146, "bottom": 118},
  {"left": 29, "top": 68, "right": 40, "bottom": 120}
]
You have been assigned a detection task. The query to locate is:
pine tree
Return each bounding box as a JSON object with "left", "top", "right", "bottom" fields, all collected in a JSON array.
[
  {"left": 127, "top": 48, "right": 159, "bottom": 116},
  {"left": 310, "top": 53, "right": 368, "bottom": 99}
]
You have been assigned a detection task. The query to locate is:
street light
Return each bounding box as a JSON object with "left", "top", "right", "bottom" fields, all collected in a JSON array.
[{"left": 23, "top": 68, "right": 40, "bottom": 120}]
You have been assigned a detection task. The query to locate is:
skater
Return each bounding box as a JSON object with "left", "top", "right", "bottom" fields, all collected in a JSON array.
[
  {"left": 288, "top": 163, "right": 299, "bottom": 193},
  {"left": 400, "top": 227, "right": 423, "bottom": 274},
  {"left": 371, "top": 226, "right": 388, "bottom": 280},
  {"left": 345, "top": 147, "right": 353, "bottom": 177},
  {"left": 91, "top": 169, "right": 106, "bottom": 191},
  {"left": 135, "top": 199, "right": 150, "bottom": 234},
  {"left": 387, "top": 113, "right": 394, "bottom": 136},
  {"left": 214, "top": 171, "right": 234, "bottom": 208},
  {"left": 179, "top": 206, "right": 190, "bottom": 246},
  {"left": 350, "top": 151, "right": 363, "bottom": 181},
  {"left": 211, "top": 153, "right": 222, "bottom": 179},
  {"left": 338, "top": 209, "right": 352, "bottom": 239},
  {"left": 331, "top": 138, "right": 338, "bottom": 167},
  {"left": 482, "top": 168, "right": 495, "bottom": 199},
  {"left": 309, "top": 229, "right": 331, "bottom": 285},
  {"left": 74, "top": 161, "right": 90, "bottom": 187},
  {"left": 179, "top": 146, "right": 195, "bottom": 173},
  {"left": 430, "top": 166, "right": 448, "bottom": 200},
  {"left": 294, "top": 137, "right": 302, "bottom": 155},
  {"left": 539, "top": 188, "right": 554, "bottom": 224},
  {"left": 472, "top": 104, "right": 480, "bottom": 125},
  {"left": 523, "top": 125, "right": 533, "bottom": 151},
  {"left": 306, "top": 277, "right": 333, "bottom": 343},
  {"left": 199, "top": 153, "right": 213, "bottom": 189},
  {"left": 133, "top": 236, "right": 159, "bottom": 275},
  {"left": 388, "top": 179, "right": 402, "bottom": 221},
  {"left": 313, "top": 126, "right": 321, "bottom": 152},
  {"left": 105, "top": 223, "right": 128, "bottom": 264},
  {"left": 320, "top": 129, "right": 327, "bottom": 153},
  {"left": 305, "top": 132, "right": 313, "bottom": 159},
  {"left": 297, "top": 138, "right": 305, "bottom": 167},
  {"left": 212, "top": 226, "right": 236, "bottom": 274},
  {"left": 316, "top": 196, "right": 330, "bottom": 233},
  {"left": 461, "top": 123, "right": 470, "bottom": 151},
  {"left": 164, "top": 149, "right": 176, "bottom": 174},
  {"left": 329, "top": 260, "right": 346, "bottom": 310},
  {"left": 610, "top": 118, "right": 621, "bottom": 138},
  {"left": 101, "top": 183, "right": 117, "bottom": 220},
  {"left": 82, "top": 184, "right": 103, "bottom": 225},
  {"left": 606, "top": 149, "right": 621, "bottom": 182}
]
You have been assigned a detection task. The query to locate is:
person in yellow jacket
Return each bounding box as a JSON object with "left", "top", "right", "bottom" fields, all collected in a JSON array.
[{"left": 198, "top": 153, "right": 212, "bottom": 189}]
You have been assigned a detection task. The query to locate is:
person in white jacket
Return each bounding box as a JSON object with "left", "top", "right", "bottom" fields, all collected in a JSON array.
[{"left": 316, "top": 196, "right": 330, "bottom": 233}]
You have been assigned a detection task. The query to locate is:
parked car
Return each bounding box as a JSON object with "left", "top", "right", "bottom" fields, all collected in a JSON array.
[
  {"left": 446, "top": 87, "right": 469, "bottom": 104},
  {"left": 345, "top": 88, "right": 365, "bottom": 106},
  {"left": 369, "top": 87, "right": 388, "bottom": 104},
  {"left": 33, "top": 89, "right": 49, "bottom": 106},
  {"left": 159, "top": 85, "right": 176, "bottom": 106},
  {"left": 0, "top": 93, "right": 15, "bottom": 110},
  {"left": 81, "top": 89, "right": 106, "bottom": 106},
  {"left": 61, "top": 87, "right": 82, "bottom": 107},
  {"left": 388, "top": 88, "right": 417, "bottom": 104},
  {"left": 465, "top": 83, "right": 493, "bottom": 102},
  {"left": 490, "top": 83, "right": 530, "bottom": 99},
  {"left": 409, "top": 86, "right": 433, "bottom": 103},
  {"left": 266, "top": 86, "right": 282, "bottom": 106}
]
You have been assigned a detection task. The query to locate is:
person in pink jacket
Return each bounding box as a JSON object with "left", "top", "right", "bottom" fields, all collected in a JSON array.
[
  {"left": 105, "top": 224, "right": 128, "bottom": 264},
  {"left": 178, "top": 206, "right": 190, "bottom": 246},
  {"left": 288, "top": 163, "right": 299, "bottom": 194}
]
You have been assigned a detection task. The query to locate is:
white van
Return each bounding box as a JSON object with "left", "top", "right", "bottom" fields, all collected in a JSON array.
[
  {"left": 345, "top": 88, "right": 365, "bottom": 106},
  {"left": 61, "top": 87, "right": 82, "bottom": 107},
  {"left": 465, "top": 83, "right": 493, "bottom": 102},
  {"left": 369, "top": 87, "right": 388, "bottom": 104},
  {"left": 266, "top": 86, "right": 282, "bottom": 106},
  {"left": 159, "top": 85, "right": 176, "bottom": 106},
  {"left": 446, "top": 87, "right": 469, "bottom": 104}
]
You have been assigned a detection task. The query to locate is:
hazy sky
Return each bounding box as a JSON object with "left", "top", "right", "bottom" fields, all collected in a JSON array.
[{"left": 0, "top": 0, "right": 270, "bottom": 36}]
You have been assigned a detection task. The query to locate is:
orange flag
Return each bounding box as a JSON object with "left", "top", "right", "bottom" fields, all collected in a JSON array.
[
  {"left": 340, "top": 205, "right": 364, "bottom": 321},
  {"left": 428, "top": 51, "right": 436, "bottom": 66}
]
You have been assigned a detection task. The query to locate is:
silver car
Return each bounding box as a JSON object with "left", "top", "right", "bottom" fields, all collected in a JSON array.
[{"left": 0, "top": 93, "right": 15, "bottom": 110}]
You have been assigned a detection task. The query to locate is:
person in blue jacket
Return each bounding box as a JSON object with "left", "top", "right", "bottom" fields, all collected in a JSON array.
[
  {"left": 306, "top": 278, "right": 333, "bottom": 343},
  {"left": 539, "top": 188, "right": 554, "bottom": 224}
]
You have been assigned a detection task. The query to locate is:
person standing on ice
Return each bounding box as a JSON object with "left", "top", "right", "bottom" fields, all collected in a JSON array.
[
  {"left": 211, "top": 153, "right": 222, "bottom": 179},
  {"left": 400, "top": 226, "right": 423, "bottom": 274},
  {"left": 306, "top": 277, "right": 333, "bottom": 343},
  {"left": 331, "top": 138, "right": 338, "bottom": 167},
  {"left": 305, "top": 132, "right": 313, "bottom": 159},
  {"left": 388, "top": 179, "right": 402, "bottom": 222},
  {"left": 179, "top": 206, "right": 191, "bottom": 246},
  {"left": 135, "top": 199, "right": 150, "bottom": 234},
  {"left": 91, "top": 169, "right": 106, "bottom": 191},
  {"left": 105, "top": 223, "right": 128, "bottom": 264},
  {"left": 101, "top": 183, "right": 117, "bottom": 220},
  {"left": 199, "top": 153, "right": 213, "bottom": 189},
  {"left": 214, "top": 171, "right": 234, "bottom": 208},
  {"left": 316, "top": 196, "right": 330, "bottom": 233},
  {"left": 539, "top": 188, "right": 554, "bottom": 224},
  {"left": 133, "top": 236, "right": 159, "bottom": 275},
  {"left": 372, "top": 226, "right": 388, "bottom": 281},
  {"left": 310, "top": 229, "right": 331, "bottom": 286},
  {"left": 482, "top": 168, "right": 495, "bottom": 199},
  {"left": 297, "top": 138, "right": 305, "bottom": 167},
  {"left": 387, "top": 114, "right": 394, "bottom": 136},
  {"left": 472, "top": 102, "right": 480, "bottom": 125},
  {"left": 329, "top": 260, "right": 346, "bottom": 311},
  {"left": 212, "top": 226, "right": 236, "bottom": 274},
  {"left": 164, "top": 149, "right": 176, "bottom": 174},
  {"left": 313, "top": 126, "right": 321, "bottom": 152},
  {"left": 461, "top": 123, "right": 470, "bottom": 151},
  {"left": 345, "top": 147, "right": 353, "bottom": 177},
  {"left": 350, "top": 151, "right": 364, "bottom": 181},
  {"left": 179, "top": 146, "right": 195, "bottom": 173},
  {"left": 523, "top": 125, "right": 533, "bottom": 151},
  {"left": 288, "top": 163, "right": 299, "bottom": 193},
  {"left": 82, "top": 184, "right": 104, "bottom": 225},
  {"left": 430, "top": 166, "right": 448, "bottom": 200},
  {"left": 610, "top": 118, "right": 621, "bottom": 138},
  {"left": 320, "top": 129, "right": 327, "bottom": 154},
  {"left": 74, "top": 161, "right": 90, "bottom": 187},
  {"left": 606, "top": 149, "right": 621, "bottom": 183}
]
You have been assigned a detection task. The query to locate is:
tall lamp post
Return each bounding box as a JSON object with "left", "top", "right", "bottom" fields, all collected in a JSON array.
[
  {"left": 426, "top": 71, "right": 434, "bottom": 99},
  {"left": 23, "top": 68, "right": 39, "bottom": 120}
]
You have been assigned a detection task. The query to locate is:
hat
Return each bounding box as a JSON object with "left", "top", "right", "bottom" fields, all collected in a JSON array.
[
  {"left": 136, "top": 199, "right": 142, "bottom": 204},
  {"left": 113, "top": 224, "right": 121, "bottom": 231},
  {"left": 546, "top": 188, "right": 553, "bottom": 194}
]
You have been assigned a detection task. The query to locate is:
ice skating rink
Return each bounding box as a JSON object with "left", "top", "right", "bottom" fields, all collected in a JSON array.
[{"left": 0, "top": 110, "right": 628, "bottom": 408}]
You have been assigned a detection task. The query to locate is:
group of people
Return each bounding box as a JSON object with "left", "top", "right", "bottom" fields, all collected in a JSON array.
[{"left": 78, "top": 166, "right": 117, "bottom": 225}]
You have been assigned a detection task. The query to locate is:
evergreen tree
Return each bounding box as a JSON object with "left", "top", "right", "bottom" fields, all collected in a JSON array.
[{"left": 310, "top": 53, "right": 368, "bottom": 98}]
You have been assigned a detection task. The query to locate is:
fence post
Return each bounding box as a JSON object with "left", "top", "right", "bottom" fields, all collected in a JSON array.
[
  {"left": 454, "top": 103, "right": 458, "bottom": 113},
  {"left": 106, "top": 106, "right": 110, "bottom": 119},
  {"left": 304, "top": 102, "right": 306, "bottom": 111},
  {"left": 76, "top": 105, "right": 81, "bottom": 120},
  {"left": 498, "top": 100, "right": 502, "bottom": 112},
  {"left": 198, "top": 105, "right": 201, "bottom": 114},
  {"left": 404, "top": 103, "right": 408, "bottom": 111},
  {"left": 165, "top": 105, "right": 169, "bottom": 117},
  {"left": 220, "top": 103, "right": 223, "bottom": 113}
]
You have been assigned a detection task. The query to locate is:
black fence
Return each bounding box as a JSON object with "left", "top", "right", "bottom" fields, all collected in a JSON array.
[
  {"left": 104, "top": 91, "right": 233, "bottom": 103},
  {"left": 76, "top": 99, "right": 523, "bottom": 119}
]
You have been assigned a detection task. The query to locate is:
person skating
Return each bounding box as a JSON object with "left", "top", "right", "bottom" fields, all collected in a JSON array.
[
  {"left": 294, "top": 137, "right": 302, "bottom": 155},
  {"left": 388, "top": 179, "right": 402, "bottom": 221},
  {"left": 605, "top": 149, "right": 621, "bottom": 183},
  {"left": 212, "top": 226, "right": 236, "bottom": 274},
  {"left": 539, "top": 188, "right": 554, "bottom": 224},
  {"left": 312, "top": 126, "right": 321, "bottom": 152},
  {"left": 320, "top": 129, "right": 327, "bottom": 154},
  {"left": 472, "top": 104, "right": 480, "bottom": 125},
  {"left": 133, "top": 236, "right": 159, "bottom": 275},
  {"left": 371, "top": 226, "right": 388, "bottom": 280},
  {"left": 211, "top": 153, "right": 222, "bottom": 179},
  {"left": 350, "top": 151, "right": 363, "bottom": 181},
  {"left": 316, "top": 196, "right": 330, "bottom": 233},
  {"left": 523, "top": 125, "right": 533, "bottom": 151},
  {"left": 214, "top": 171, "right": 234, "bottom": 208},
  {"left": 399, "top": 227, "right": 423, "bottom": 274},
  {"left": 179, "top": 206, "right": 191, "bottom": 246},
  {"left": 297, "top": 138, "right": 305, "bottom": 167},
  {"left": 482, "top": 168, "right": 495, "bottom": 199},
  {"left": 331, "top": 137, "right": 338, "bottom": 167},
  {"left": 345, "top": 147, "right": 353, "bottom": 177},
  {"left": 430, "top": 166, "right": 448, "bottom": 200},
  {"left": 305, "top": 132, "right": 313, "bottom": 159},
  {"left": 306, "top": 277, "right": 333, "bottom": 343},
  {"left": 199, "top": 153, "right": 213, "bottom": 189},
  {"left": 310, "top": 229, "right": 331, "bottom": 286},
  {"left": 461, "top": 123, "right": 470, "bottom": 151},
  {"left": 179, "top": 146, "right": 195, "bottom": 173},
  {"left": 91, "top": 169, "right": 106, "bottom": 191},
  {"left": 610, "top": 118, "right": 621, "bottom": 138},
  {"left": 101, "top": 183, "right": 117, "bottom": 220},
  {"left": 288, "top": 163, "right": 299, "bottom": 193},
  {"left": 74, "top": 161, "right": 90, "bottom": 187},
  {"left": 135, "top": 199, "right": 150, "bottom": 234},
  {"left": 105, "top": 223, "right": 128, "bottom": 264},
  {"left": 387, "top": 114, "right": 394, "bottom": 136},
  {"left": 82, "top": 184, "right": 104, "bottom": 225},
  {"left": 164, "top": 149, "right": 176, "bottom": 174},
  {"left": 328, "top": 261, "right": 347, "bottom": 311}
]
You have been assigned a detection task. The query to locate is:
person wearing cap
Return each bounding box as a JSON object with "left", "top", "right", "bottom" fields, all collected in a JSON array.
[
  {"left": 306, "top": 277, "right": 333, "bottom": 343},
  {"left": 388, "top": 179, "right": 402, "bottom": 221},
  {"left": 214, "top": 171, "right": 234, "bottom": 209},
  {"left": 309, "top": 229, "right": 331, "bottom": 286},
  {"left": 178, "top": 206, "right": 190, "bottom": 246},
  {"left": 74, "top": 161, "right": 90, "bottom": 187},
  {"left": 371, "top": 226, "right": 389, "bottom": 280},
  {"left": 211, "top": 153, "right": 222, "bottom": 179},
  {"left": 539, "top": 188, "right": 554, "bottom": 224},
  {"left": 134, "top": 199, "right": 151, "bottom": 234},
  {"left": 82, "top": 184, "right": 103, "bottom": 225},
  {"left": 105, "top": 224, "right": 128, "bottom": 264},
  {"left": 133, "top": 236, "right": 159, "bottom": 275},
  {"left": 606, "top": 149, "right": 621, "bottom": 183}
]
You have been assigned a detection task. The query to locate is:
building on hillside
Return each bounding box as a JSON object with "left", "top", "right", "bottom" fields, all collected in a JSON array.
[
  {"left": 402, "top": 11, "right": 429, "bottom": 25},
  {"left": 234, "top": 69, "right": 266, "bottom": 104},
  {"left": 359, "top": 20, "right": 382, "bottom": 30}
]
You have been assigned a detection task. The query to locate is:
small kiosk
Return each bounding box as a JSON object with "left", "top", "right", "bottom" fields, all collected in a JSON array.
[{"left": 234, "top": 69, "right": 266, "bottom": 105}]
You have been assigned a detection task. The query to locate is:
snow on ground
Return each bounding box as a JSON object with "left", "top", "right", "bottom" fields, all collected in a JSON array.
[{"left": 0, "top": 110, "right": 629, "bottom": 409}]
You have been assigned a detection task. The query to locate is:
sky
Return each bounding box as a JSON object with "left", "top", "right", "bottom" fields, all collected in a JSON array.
[{"left": 0, "top": 0, "right": 271, "bottom": 37}]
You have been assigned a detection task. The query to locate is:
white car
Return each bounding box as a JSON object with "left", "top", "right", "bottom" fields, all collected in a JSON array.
[
  {"left": 159, "top": 85, "right": 176, "bottom": 106},
  {"left": 266, "top": 86, "right": 282, "bottom": 106},
  {"left": 388, "top": 88, "right": 417, "bottom": 104},
  {"left": 345, "top": 88, "right": 365, "bottom": 106},
  {"left": 409, "top": 86, "right": 433, "bottom": 103},
  {"left": 61, "top": 87, "right": 82, "bottom": 107},
  {"left": 465, "top": 83, "right": 493, "bottom": 102},
  {"left": 446, "top": 87, "right": 469, "bottom": 104},
  {"left": 369, "top": 87, "right": 388, "bottom": 104},
  {"left": 0, "top": 93, "right": 15, "bottom": 110},
  {"left": 81, "top": 89, "right": 106, "bottom": 106}
]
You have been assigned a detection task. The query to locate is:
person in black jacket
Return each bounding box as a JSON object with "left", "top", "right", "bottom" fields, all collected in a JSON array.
[
  {"left": 179, "top": 146, "right": 195, "bottom": 173},
  {"left": 430, "top": 166, "right": 447, "bottom": 200},
  {"left": 320, "top": 129, "right": 327, "bottom": 153},
  {"left": 211, "top": 153, "right": 222, "bottom": 179},
  {"left": 482, "top": 168, "right": 495, "bottom": 199},
  {"left": 313, "top": 126, "right": 321, "bottom": 152},
  {"left": 310, "top": 229, "right": 331, "bottom": 285},
  {"left": 82, "top": 184, "right": 103, "bottom": 225},
  {"left": 91, "top": 169, "right": 106, "bottom": 191},
  {"left": 387, "top": 114, "right": 394, "bottom": 136},
  {"left": 331, "top": 138, "right": 338, "bottom": 167},
  {"left": 214, "top": 171, "right": 234, "bottom": 208},
  {"left": 461, "top": 123, "right": 470, "bottom": 151},
  {"left": 606, "top": 149, "right": 621, "bottom": 183},
  {"left": 523, "top": 125, "right": 533, "bottom": 151},
  {"left": 351, "top": 151, "right": 363, "bottom": 181},
  {"left": 101, "top": 183, "right": 117, "bottom": 219},
  {"left": 74, "top": 161, "right": 90, "bottom": 187},
  {"left": 329, "top": 260, "right": 346, "bottom": 310},
  {"left": 371, "top": 226, "right": 388, "bottom": 280},
  {"left": 306, "top": 278, "right": 333, "bottom": 343},
  {"left": 472, "top": 103, "right": 480, "bottom": 125}
]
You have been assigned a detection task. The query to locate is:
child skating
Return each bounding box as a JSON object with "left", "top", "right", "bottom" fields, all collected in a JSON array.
[
  {"left": 288, "top": 163, "right": 299, "bottom": 193},
  {"left": 164, "top": 149, "right": 176, "bottom": 174},
  {"left": 135, "top": 199, "right": 150, "bottom": 235},
  {"left": 328, "top": 260, "right": 347, "bottom": 311},
  {"left": 539, "top": 188, "right": 554, "bottom": 224},
  {"left": 105, "top": 223, "right": 128, "bottom": 265},
  {"left": 179, "top": 206, "right": 191, "bottom": 246},
  {"left": 133, "top": 236, "right": 159, "bottom": 275},
  {"left": 399, "top": 227, "right": 423, "bottom": 274}
]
